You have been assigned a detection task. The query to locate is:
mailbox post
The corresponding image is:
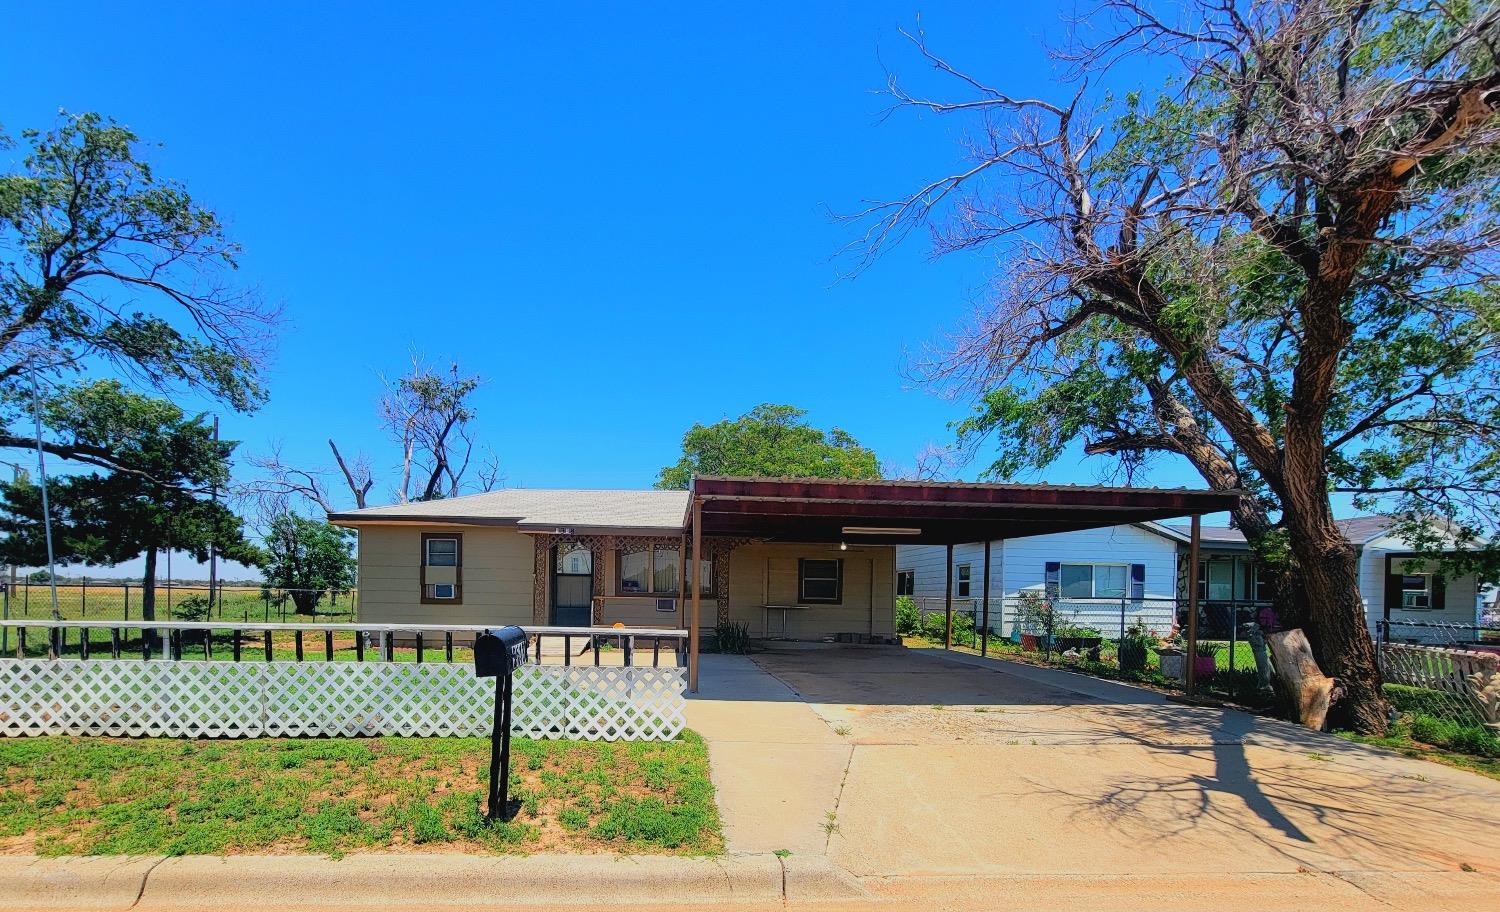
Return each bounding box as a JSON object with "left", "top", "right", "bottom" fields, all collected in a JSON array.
[{"left": 474, "top": 626, "right": 530, "bottom": 821}]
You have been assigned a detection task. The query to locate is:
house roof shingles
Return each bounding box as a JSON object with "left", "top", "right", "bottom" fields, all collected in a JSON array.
[
  {"left": 1169, "top": 515, "right": 1394, "bottom": 547},
  {"left": 328, "top": 488, "right": 689, "bottom": 532}
]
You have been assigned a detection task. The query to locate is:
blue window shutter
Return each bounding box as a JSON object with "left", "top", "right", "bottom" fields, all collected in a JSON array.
[
  {"left": 1130, "top": 563, "right": 1146, "bottom": 600},
  {"left": 1044, "top": 562, "right": 1060, "bottom": 598}
]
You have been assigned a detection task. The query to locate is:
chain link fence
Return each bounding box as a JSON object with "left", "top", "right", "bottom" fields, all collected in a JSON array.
[
  {"left": 1376, "top": 619, "right": 1500, "bottom": 756},
  {"left": 900, "top": 595, "right": 1279, "bottom": 705},
  {"left": 0, "top": 580, "right": 358, "bottom": 624}
]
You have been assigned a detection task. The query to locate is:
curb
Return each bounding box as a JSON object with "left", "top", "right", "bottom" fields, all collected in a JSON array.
[{"left": 0, "top": 853, "right": 871, "bottom": 909}]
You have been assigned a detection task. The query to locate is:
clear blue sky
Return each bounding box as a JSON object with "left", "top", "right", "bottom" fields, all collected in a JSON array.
[{"left": 3, "top": 1, "right": 1243, "bottom": 581}]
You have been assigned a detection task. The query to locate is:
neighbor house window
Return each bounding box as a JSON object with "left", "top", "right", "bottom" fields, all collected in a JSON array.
[
  {"left": 896, "top": 569, "right": 915, "bottom": 596},
  {"left": 1400, "top": 574, "right": 1432, "bottom": 610},
  {"left": 799, "top": 558, "right": 843, "bottom": 604},
  {"left": 1196, "top": 560, "right": 1234, "bottom": 602},
  {"left": 1249, "top": 563, "right": 1274, "bottom": 602},
  {"left": 956, "top": 563, "right": 972, "bottom": 598},
  {"left": 617, "top": 546, "right": 709, "bottom": 596},
  {"left": 1060, "top": 563, "right": 1127, "bottom": 599},
  {"left": 420, "top": 533, "right": 463, "bottom": 604}
]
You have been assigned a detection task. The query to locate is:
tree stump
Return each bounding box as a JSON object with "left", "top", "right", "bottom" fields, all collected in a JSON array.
[{"left": 1266, "top": 629, "right": 1338, "bottom": 730}]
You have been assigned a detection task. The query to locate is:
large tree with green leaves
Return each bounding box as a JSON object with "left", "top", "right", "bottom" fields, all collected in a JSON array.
[
  {"left": 0, "top": 381, "right": 259, "bottom": 620},
  {"left": 852, "top": 1, "right": 1500, "bottom": 733},
  {"left": 656, "top": 404, "right": 881, "bottom": 489},
  {"left": 259, "top": 513, "right": 355, "bottom": 615},
  {"left": 0, "top": 111, "right": 272, "bottom": 477}
]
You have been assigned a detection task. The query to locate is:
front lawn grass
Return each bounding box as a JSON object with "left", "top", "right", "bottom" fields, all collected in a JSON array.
[
  {"left": 0, "top": 734, "right": 721, "bottom": 857},
  {"left": 1338, "top": 720, "right": 1500, "bottom": 783}
]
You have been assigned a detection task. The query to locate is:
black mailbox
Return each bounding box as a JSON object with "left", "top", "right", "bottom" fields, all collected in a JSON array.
[
  {"left": 474, "top": 627, "right": 529, "bottom": 677},
  {"left": 474, "top": 626, "right": 531, "bottom": 821}
]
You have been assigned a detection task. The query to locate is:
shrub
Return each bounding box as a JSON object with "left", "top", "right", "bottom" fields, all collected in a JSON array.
[
  {"left": 711, "top": 619, "right": 751, "bottom": 654},
  {"left": 895, "top": 596, "right": 921, "bottom": 635},
  {"left": 172, "top": 595, "right": 212, "bottom": 622},
  {"left": 916, "top": 609, "right": 977, "bottom": 647}
]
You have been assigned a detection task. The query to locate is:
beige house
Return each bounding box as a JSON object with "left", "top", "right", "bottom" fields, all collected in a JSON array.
[{"left": 328, "top": 487, "right": 898, "bottom": 642}]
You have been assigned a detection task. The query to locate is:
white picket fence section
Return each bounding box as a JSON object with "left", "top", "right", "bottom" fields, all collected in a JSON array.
[
  {"left": 1380, "top": 642, "right": 1500, "bottom": 728},
  {"left": 0, "top": 658, "right": 686, "bottom": 741}
]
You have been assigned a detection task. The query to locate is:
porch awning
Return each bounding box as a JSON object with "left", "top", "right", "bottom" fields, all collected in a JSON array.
[{"left": 686, "top": 476, "right": 1242, "bottom": 545}]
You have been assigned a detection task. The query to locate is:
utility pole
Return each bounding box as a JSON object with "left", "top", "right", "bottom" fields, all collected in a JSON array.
[
  {"left": 208, "top": 415, "right": 219, "bottom": 614},
  {"left": 29, "top": 368, "right": 59, "bottom": 621}
]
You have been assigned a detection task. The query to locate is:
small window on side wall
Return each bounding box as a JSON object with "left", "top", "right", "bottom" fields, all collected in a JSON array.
[
  {"left": 427, "top": 583, "right": 456, "bottom": 600},
  {"left": 896, "top": 570, "right": 915, "bottom": 597},
  {"left": 799, "top": 558, "right": 843, "bottom": 604},
  {"left": 956, "top": 563, "right": 972, "bottom": 598}
]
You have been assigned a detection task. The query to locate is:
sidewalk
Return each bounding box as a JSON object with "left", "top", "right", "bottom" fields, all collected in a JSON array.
[{"left": 683, "top": 654, "right": 850, "bottom": 856}]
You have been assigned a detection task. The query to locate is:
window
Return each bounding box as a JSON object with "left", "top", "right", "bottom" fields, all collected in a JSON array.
[
  {"left": 1400, "top": 574, "right": 1431, "bottom": 610},
  {"left": 1197, "top": 560, "right": 1234, "bottom": 601},
  {"left": 896, "top": 569, "right": 915, "bottom": 597},
  {"left": 425, "top": 538, "right": 458, "bottom": 567},
  {"left": 1249, "top": 563, "right": 1274, "bottom": 602},
  {"left": 556, "top": 546, "right": 592, "bottom": 575},
  {"left": 956, "top": 564, "right": 972, "bottom": 598},
  {"left": 799, "top": 558, "right": 843, "bottom": 604},
  {"left": 616, "top": 546, "right": 710, "bottom": 596},
  {"left": 1060, "top": 563, "right": 1127, "bottom": 598},
  {"left": 420, "top": 533, "right": 462, "bottom": 604}
]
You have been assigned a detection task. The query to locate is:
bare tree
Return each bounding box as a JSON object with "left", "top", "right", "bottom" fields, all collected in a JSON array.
[
  {"left": 250, "top": 358, "right": 497, "bottom": 514},
  {"left": 849, "top": 2, "right": 1500, "bottom": 733}
]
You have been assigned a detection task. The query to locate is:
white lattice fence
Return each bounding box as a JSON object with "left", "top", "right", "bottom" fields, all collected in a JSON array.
[{"left": 0, "top": 659, "right": 685, "bottom": 741}]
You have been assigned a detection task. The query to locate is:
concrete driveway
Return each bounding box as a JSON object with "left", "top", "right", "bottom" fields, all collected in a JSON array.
[{"left": 687, "top": 644, "right": 1500, "bottom": 907}]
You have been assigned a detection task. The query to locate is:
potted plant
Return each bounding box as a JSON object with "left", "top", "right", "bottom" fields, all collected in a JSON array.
[
  {"left": 1156, "top": 628, "right": 1186, "bottom": 680},
  {"left": 1117, "top": 617, "right": 1153, "bottom": 674},
  {"left": 1193, "top": 641, "right": 1223, "bottom": 681},
  {"left": 1054, "top": 622, "right": 1103, "bottom": 654},
  {"left": 1013, "top": 591, "right": 1053, "bottom": 652}
]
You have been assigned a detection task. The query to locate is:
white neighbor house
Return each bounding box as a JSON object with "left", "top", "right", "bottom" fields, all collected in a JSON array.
[{"left": 897, "top": 516, "right": 1488, "bottom": 643}]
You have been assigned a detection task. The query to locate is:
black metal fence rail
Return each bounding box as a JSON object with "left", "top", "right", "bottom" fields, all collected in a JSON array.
[
  {"left": 0, "top": 620, "right": 688, "bottom": 669},
  {"left": 1377, "top": 618, "right": 1500, "bottom": 646}
]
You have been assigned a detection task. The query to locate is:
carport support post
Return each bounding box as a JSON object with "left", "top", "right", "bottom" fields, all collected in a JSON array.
[
  {"left": 944, "top": 543, "right": 954, "bottom": 650},
  {"left": 980, "top": 540, "right": 992, "bottom": 657},
  {"left": 689, "top": 497, "right": 702, "bottom": 693},
  {"left": 1185, "top": 514, "right": 1201, "bottom": 696}
]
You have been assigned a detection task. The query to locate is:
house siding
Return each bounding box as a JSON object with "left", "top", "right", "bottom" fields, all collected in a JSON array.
[
  {"left": 720, "top": 542, "right": 895, "bottom": 640},
  {"left": 356, "top": 525, "right": 534, "bottom": 628},
  {"left": 899, "top": 526, "right": 1179, "bottom": 636},
  {"left": 1359, "top": 532, "right": 1481, "bottom": 640}
]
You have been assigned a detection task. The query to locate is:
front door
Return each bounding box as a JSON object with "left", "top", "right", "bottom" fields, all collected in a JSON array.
[{"left": 551, "top": 545, "right": 593, "bottom": 626}]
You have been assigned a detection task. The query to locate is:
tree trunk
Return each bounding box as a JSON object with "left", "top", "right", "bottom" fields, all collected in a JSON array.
[
  {"left": 1286, "top": 516, "right": 1388, "bottom": 733},
  {"left": 290, "top": 589, "right": 320, "bottom": 615},
  {"left": 141, "top": 547, "right": 157, "bottom": 623},
  {"left": 1266, "top": 628, "right": 1338, "bottom": 730}
]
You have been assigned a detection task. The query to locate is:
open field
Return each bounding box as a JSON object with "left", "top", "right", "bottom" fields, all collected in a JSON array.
[
  {"left": 0, "top": 733, "right": 720, "bottom": 857},
  {"left": 3, "top": 584, "right": 357, "bottom": 623}
]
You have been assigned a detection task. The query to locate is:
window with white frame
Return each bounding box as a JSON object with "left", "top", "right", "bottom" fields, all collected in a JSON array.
[
  {"left": 1060, "top": 563, "right": 1127, "bottom": 598},
  {"left": 896, "top": 569, "right": 915, "bottom": 596},
  {"left": 956, "top": 563, "right": 972, "bottom": 598},
  {"left": 1400, "top": 574, "right": 1432, "bottom": 610}
]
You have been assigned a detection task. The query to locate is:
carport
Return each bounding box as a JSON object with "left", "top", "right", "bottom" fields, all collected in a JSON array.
[{"left": 682, "top": 476, "right": 1242, "bottom": 692}]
